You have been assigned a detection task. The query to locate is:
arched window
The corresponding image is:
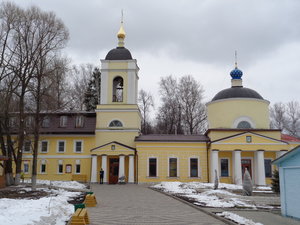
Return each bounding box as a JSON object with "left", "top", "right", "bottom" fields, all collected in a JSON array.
[
  {"left": 112, "top": 76, "right": 123, "bottom": 102},
  {"left": 237, "top": 121, "right": 252, "bottom": 129},
  {"left": 109, "top": 120, "right": 123, "bottom": 127}
]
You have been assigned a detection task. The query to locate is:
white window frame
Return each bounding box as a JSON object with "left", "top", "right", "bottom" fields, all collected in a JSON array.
[
  {"left": 73, "top": 140, "right": 83, "bottom": 153},
  {"left": 57, "top": 160, "right": 63, "bottom": 174},
  {"left": 40, "top": 160, "right": 47, "bottom": 174},
  {"left": 23, "top": 141, "right": 31, "bottom": 153},
  {"left": 75, "top": 159, "right": 81, "bottom": 174},
  {"left": 40, "top": 140, "right": 49, "bottom": 153},
  {"left": 23, "top": 161, "right": 29, "bottom": 174},
  {"left": 57, "top": 140, "right": 66, "bottom": 153},
  {"left": 60, "top": 116, "right": 68, "bottom": 127},
  {"left": 219, "top": 157, "right": 230, "bottom": 177},
  {"left": 168, "top": 156, "right": 179, "bottom": 178},
  {"left": 189, "top": 157, "right": 200, "bottom": 178},
  {"left": 75, "top": 116, "right": 84, "bottom": 128},
  {"left": 42, "top": 117, "right": 50, "bottom": 128},
  {"left": 147, "top": 157, "right": 158, "bottom": 177}
]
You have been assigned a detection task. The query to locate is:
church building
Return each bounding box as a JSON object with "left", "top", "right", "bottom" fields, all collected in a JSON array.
[{"left": 21, "top": 22, "right": 300, "bottom": 186}]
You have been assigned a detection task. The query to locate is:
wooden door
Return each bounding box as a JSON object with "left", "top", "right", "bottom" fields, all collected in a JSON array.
[
  {"left": 241, "top": 159, "right": 252, "bottom": 178},
  {"left": 109, "top": 158, "right": 119, "bottom": 184}
]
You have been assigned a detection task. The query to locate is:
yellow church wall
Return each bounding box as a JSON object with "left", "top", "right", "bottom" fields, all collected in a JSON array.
[
  {"left": 96, "top": 110, "right": 141, "bottom": 129},
  {"left": 95, "top": 131, "right": 139, "bottom": 148},
  {"left": 136, "top": 142, "right": 208, "bottom": 183},
  {"left": 207, "top": 98, "right": 270, "bottom": 129},
  {"left": 20, "top": 135, "right": 95, "bottom": 181}
]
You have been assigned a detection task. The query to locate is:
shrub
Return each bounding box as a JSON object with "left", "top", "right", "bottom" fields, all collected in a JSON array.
[{"left": 271, "top": 170, "right": 280, "bottom": 193}]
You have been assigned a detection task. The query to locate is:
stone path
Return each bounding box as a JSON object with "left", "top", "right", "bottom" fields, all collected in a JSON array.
[{"left": 88, "top": 184, "right": 225, "bottom": 225}]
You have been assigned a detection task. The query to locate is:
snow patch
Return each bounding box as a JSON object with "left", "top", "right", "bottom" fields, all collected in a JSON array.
[{"left": 217, "top": 211, "right": 264, "bottom": 225}]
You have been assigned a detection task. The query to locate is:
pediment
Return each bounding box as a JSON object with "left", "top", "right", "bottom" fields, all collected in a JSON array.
[{"left": 90, "top": 141, "right": 136, "bottom": 155}]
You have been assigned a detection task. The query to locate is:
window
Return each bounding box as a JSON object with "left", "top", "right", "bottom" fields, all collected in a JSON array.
[
  {"left": 112, "top": 76, "right": 123, "bottom": 102},
  {"left": 23, "top": 141, "right": 31, "bottom": 153},
  {"left": 25, "top": 116, "right": 34, "bottom": 127},
  {"left": 190, "top": 158, "right": 198, "bottom": 177},
  {"left": 58, "top": 160, "right": 63, "bottom": 174},
  {"left": 66, "top": 164, "right": 72, "bottom": 173},
  {"left": 264, "top": 159, "right": 272, "bottom": 178},
  {"left": 169, "top": 158, "right": 177, "bottom": 177},
  {"left": 246, "top": 136, "right": 252, "bottom": 143},
  {"left": 42, "top": 117, "right": 50, "bottom": 128},
  {"left": 237, "top": 121, "right": 252, "bottom": 129},
  {"left": 109, "top": 120, "right": 123, "bottom": 127},
  {"left": 220, "top": 158, "right": 229, "bottom": 177},
  {"left": 75, "top": 116, "right": 84, "bottom": 128},
  {"left": 75, "top": 160, "right": 81, "bottom": 174},
  {"left": 74, "top": 141, "right": 82, "bottom": 153},
  {"left": 60, "top": 116, "right": 68, "bottom": 127},
  {"left": 149, "top": 158, "right": 157, "bottom": 177},
  {"left": 24, "top": 161, "right": 29, "bottom": 174},
  {"left": 57, "top": 141, "right": 65, "bottom": 153},
  {"left": 41, "top": 141, "right": 48, "bottom": 153},
  {"left": 40, "top": 160, "right": 46, "bottom": 173},
  {"left": 9, "top": 117, "right": 17, "bottom": 127}
]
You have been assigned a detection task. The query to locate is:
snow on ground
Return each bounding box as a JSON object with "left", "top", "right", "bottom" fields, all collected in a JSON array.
[
  {"left": 217, "top": 211, "right": 263, "bottom": 225},
  {"left": 24, "top": 179, "right": 87, "bottom": 189},
  {"left": 153, "top": 182, "right": 272, "bottom": 209},
  {"left": 0, "top": 180, "right": 84, "bottom": 225}
]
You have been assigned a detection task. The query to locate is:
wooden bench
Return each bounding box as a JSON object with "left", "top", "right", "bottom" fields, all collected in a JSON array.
[
  {"left": 84, "top": 194, "right": 97, "bottom": 207},
  {"left": 70, "top": 208, "right": 90, "bottom": 225},
  {"left": 71, "top": 174, "right": 87, "bottom": 183}
]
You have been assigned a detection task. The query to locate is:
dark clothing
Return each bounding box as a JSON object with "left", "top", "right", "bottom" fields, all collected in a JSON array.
[{"left": 100, "top": 170, "right": 104, "bottom": 184}]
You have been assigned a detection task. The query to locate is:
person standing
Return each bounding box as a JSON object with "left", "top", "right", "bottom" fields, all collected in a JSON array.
[{"left": 99, "top": 168, "right": 104, "bottom": 184}]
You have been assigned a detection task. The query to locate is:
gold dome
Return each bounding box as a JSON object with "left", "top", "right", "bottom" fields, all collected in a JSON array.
[{"left": 117, "top": 23, "right": 126, "bottom": 39}]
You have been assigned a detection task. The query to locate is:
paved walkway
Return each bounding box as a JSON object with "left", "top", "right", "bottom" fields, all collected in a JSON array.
[{"left": 88, "top": 184, "right": 225, "bottom": 225}]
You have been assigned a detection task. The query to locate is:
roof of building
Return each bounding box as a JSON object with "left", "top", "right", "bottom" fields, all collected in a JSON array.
[
  {"left": 211, "top": 86, "right": 264, "bottom": 101},
  {"left": 135, "top": 134, "right": 209, "bottom": 142},
  {"left": 105, "top": 47, "right": 132, "bottom": 60},
  {"left": 281, "top": 134, "right": 300, "bottom": 142},
  {"left": 273, "top": 145, "right": 300, "bottom": 165}
]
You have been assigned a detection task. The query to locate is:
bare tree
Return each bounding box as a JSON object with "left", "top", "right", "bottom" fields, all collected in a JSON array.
[
  {"left": 178, "top": 75, "right": 207, "bottom": 134},
  {"left": 270, "top": 101, "right": 300, "bottom": 138},
  {"left": 138, "top": 89, "right": 154, "bottom": 134}
]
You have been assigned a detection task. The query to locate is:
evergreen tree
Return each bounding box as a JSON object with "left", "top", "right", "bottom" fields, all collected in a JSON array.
[
  {"left": 84, "top": 68, "right": 101, "bottom": 111},
  {"left": 271, "top": 170, "right": 280, "bottom": 193}
]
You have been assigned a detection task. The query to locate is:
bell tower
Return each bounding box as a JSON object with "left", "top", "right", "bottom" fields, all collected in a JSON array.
[{"left": 95, "top": 21, "right": 141, "bottom": 148}]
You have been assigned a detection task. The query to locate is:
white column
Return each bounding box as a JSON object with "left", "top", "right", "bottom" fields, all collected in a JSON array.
[
  {"left": 102, "top": 155, "right": 107, "bottom": 183},
  {"left": 118, "top": 155, "right": 125, "bottom": 179},
  {"left": 233, "top": 150, "right": 242, "bottom": 185},
  {"left": 91, "top": 154, "right": 98, "bottom": 183},
  {"left": 210, "top": 150, "right": 219, "bottom": 183},
  {"left": 256, "top": 150, "right": 266, "bottom": 186},
  {"left": 128, "top": 155, "right": 135, "bottom": 183},
  {"left": 276, "top": 150, "right": 287, "bottom": 158}
]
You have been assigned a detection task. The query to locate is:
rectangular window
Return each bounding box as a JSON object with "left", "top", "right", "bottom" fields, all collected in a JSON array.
[
  {"left": 169, "top": 158, "right": 177, "bottom": 177},
  {"left": 57, "top": 141, "right": 65, "bottom": 153},
  {"left": 190, "top": 158, "right": 198, "bottom": 177},
  {"left": 220, "top": 158, "right": 229, "bottom": 177},
  {"left": 149, "top": 158, "right": 157, "bottom": 177},
  {"left": 9, "top": 117, "right": 17, "bottom": 127},
  {"left": 75, "top": 116, "right": 84, "bottom": 128},
  {"left": 42, "top": 117, "right": 50, "bottom": 128},
  {"left": 25, "top": 116, "right": 34, "bottom": 127},
  {"left": 24, "top": 141, "right": 31, "bottom": 152},
  {"left": 41, "top": 141, "right": 48, "bottom": 153},
  {"left": 58, "top": 160, "right": 63, "bottom": 174},
  {"left": 74, "top": 141, "right": 82, "bottom": 153},
  {"left": 60, "top": 116, "right": 68, "bottom": 127},
  {"left": 41, "top": 161, "right": 46, "bottom": 173},
  {"left": 264, "top": 159, "right": 272, "bottom": 178},
  {"left": 246, "top": 136, "right": 252, "bottom": 143},
  {"left": 24, "top": 162, "right": 29, "bottom": 174}
]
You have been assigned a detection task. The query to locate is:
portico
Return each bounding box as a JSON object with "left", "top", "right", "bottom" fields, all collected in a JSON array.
[{"left": 90, "top": 141, "right": 136, "bottom": 184}]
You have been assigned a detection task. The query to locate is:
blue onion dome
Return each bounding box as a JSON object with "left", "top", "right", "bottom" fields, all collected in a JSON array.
[{"left": 230, "top": 66, "right": 243, "bottom": 79}]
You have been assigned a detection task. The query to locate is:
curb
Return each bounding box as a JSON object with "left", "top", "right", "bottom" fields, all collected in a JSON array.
[{"left": 149, "top": 187, "right": 236, "bottom": 225}]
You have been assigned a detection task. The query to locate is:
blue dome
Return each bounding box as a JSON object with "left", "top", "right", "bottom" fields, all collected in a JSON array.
[{"left": 230, "top": 67, "right": 243, "bottom": 79}]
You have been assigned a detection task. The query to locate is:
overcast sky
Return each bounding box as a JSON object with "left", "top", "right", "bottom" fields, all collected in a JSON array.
[{"left": 11, "top": 0, "right": 300, "bottom": 110}]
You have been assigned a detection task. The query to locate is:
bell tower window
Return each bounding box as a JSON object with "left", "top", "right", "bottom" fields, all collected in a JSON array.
[
  {"left": 109, "top": 120, "right": 123, "bottom": 127},
  {"left": 113, "top": 76, "right": 123, "bottom": 102}
]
